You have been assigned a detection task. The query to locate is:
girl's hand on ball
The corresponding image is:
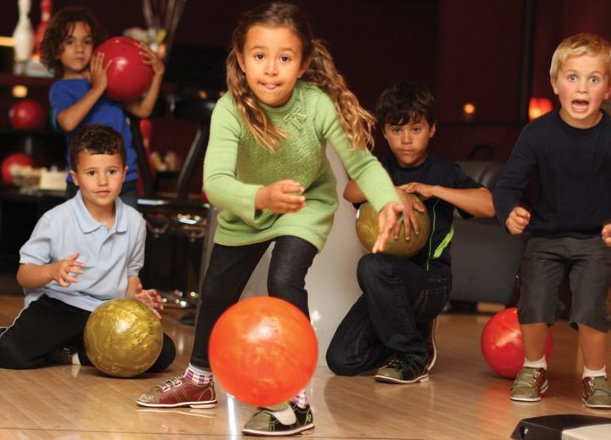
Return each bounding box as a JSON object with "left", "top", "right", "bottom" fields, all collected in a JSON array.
[
  {"left": 139, "top": 43, "right": 165, "bottom": 76},
  {"left": 88, "top": 52, "right": 110, "bottom": 91}
]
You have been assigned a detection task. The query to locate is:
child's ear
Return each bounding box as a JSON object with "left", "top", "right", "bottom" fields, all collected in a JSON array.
[
  {"left": 298, "top": 57, "right": 311, "bottom": 78},
  {"left": 429, "top": 123, "right": 436, "bottom": 138},
  {"left": 382, "top": 124, "right": 390, "bottom": 140},
  {"left": 69, "top": 170, "right": 79, "bottom": 186},
  {"left": 236, "top": 51, "right": 246, "bottom": 73},
  {"left": 550, "top": 76, "right": 559, "bottom": 95},
  {"left": 123, "top": 166, "right": 128, "bottom": 182}
]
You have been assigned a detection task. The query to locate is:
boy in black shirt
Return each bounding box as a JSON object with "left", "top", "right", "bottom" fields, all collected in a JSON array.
[
  {"left": 493, "top": 33, "right": 611, "bottom": 408},
  {"left": 326, "top": 83, "right": 495, "bottom": 383}
]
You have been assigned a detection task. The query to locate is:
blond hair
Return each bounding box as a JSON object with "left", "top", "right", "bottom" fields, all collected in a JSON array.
[
  {"left": 226, "top": 2, "right": 375, "bottom": 152},
  {"left": 550, "top": 32, "right": 611, "bottom": 81}
]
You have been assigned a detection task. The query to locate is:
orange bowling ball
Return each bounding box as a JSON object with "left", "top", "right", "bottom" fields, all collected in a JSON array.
[
  {"left": 481, "top": 307, "right": 553, "bottom": 379},
  {"left": 209, "top": 296, "right": 318, "bottom": 407}
]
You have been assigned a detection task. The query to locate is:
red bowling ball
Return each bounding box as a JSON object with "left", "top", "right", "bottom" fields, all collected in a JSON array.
[
  {"left": 481, "top": 307, "right": 553, "bottom": 379},
  {"left": 209, "top": 296, "right": 318, "bottom": 407},
  {"left": 1, "top": 153, "right": 35, "bottom": 185},
  {"left": 94, "top": 36, "right": 153, "bottom": 101},
  {"left": 8, "top": 99, "right": 46, "bottom": 130}
]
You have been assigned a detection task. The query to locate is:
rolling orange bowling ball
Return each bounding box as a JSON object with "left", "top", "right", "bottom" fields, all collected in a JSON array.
[{"left": 209, "top": 296, "right": 318, "bottom": 407}]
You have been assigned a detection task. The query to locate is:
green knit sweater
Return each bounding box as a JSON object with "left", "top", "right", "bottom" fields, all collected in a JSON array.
[{"left": 203, "top": 81, "right": 399, "bottom": 251}]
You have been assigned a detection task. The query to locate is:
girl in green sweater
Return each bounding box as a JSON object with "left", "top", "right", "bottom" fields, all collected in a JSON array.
[{"left": 137, "top": 2, "right": 402, "bottom": 436}]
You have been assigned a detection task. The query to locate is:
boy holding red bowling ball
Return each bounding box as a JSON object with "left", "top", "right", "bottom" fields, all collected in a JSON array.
[
  {"left": 326, "top": 83, "right": 495, "bottom": 383},
  {"left": 493, "top": 33, "right": 611, "bottom": 408},
  {"left": 0, "top": 124, "right": 175, "bottom": 371},
  {"left": 40, "top": 7, "right": 164, "bottom": 207}
]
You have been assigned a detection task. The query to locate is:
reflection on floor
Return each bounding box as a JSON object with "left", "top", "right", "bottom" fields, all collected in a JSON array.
[{"left": 0, "top": 294, "right": 610, "bottom": 440}]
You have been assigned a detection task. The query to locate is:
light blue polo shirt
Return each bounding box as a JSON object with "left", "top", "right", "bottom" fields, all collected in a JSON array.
[{"left": 19, "top": 191, "right": 145, "bottom": 311}]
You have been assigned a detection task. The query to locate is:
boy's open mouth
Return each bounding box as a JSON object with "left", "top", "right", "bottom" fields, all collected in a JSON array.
[{"left": 572, "top": 99, "right": 589, "bottom": 111}]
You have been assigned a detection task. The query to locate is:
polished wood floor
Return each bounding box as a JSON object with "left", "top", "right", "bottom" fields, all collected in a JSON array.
[{"left": 1, "top": 294, "right": 610, "bottom": 440}]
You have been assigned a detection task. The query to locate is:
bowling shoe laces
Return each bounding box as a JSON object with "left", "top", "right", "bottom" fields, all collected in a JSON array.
[
  {"left": 375, "top": 354, "right": 429, "bottom": 384},
  {"left": 582, "top": 376, "right": 611, "bottom": 409},
  {"left": 510, "top": 367, "right": 548, "bottom": 402},
  {"left": 136, "top": 376, "right": 217, "bottom": 408},
  {"left": 242, "top": 401, "right": 314, "bottom": 436}
]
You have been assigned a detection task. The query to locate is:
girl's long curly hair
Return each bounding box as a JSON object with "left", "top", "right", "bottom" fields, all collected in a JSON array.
[
  {"left": 40, "top": 7, "right": 108, "bottom": 78},
  {"left": 226, "top": 2, "right": 375, "bottom": 152}
]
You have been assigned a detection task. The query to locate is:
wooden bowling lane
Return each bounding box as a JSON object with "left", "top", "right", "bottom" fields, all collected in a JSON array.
[{"left": 1, "top": 294, "right": 610, "bottom": 439}]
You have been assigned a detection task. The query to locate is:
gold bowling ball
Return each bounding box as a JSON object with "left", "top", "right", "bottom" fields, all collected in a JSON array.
[
  {"left": 84, "top": 299, "right": 163, "bottom": 378},
  {"left": 356, "top": 194, "right": 430, "bottom": 258}
]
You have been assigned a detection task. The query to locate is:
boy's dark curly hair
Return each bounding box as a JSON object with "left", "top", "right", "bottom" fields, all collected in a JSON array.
[
  {"left": 40, "top": 7, "right": 108, "bottom": 78},
  {"left": 69, "top": 124, "right": 126, "bottom": 171},
  {"left": 375, "top": 82, "right": 436, "bottom": 128}
]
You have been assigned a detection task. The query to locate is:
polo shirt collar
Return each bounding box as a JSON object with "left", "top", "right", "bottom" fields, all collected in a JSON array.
[{"left": 72, "top": 191, "right": 128, "bottom": 233}]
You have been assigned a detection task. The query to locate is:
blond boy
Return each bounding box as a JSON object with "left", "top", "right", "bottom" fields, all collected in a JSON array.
[{"left": 493, "top": 33, "right": 611, "bottom": 408}]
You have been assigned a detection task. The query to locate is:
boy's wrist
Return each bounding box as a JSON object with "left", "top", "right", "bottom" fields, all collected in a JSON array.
[{"left": 46, "top": 262, "right": 57, "bottom": 284}]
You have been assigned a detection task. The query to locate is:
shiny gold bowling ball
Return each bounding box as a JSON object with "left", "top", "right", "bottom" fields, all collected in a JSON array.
[
  {"left": 356, "top": 194, "right": 430, "bottom": 258},
  {"left": 84, "top": 299, "right": 163, "bottom": 378}
]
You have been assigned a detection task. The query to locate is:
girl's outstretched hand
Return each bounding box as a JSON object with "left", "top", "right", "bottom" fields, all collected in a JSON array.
[
  {"left": 372, "top": 202, "right": 404, "bottom": 254},
  {"left": 256, "top": 179, "right": 306, "bottom": 214}
]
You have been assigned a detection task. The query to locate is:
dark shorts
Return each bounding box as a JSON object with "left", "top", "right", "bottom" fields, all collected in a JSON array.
[{"left": 518, "top": 235, "right": 611, "bottom": 332}]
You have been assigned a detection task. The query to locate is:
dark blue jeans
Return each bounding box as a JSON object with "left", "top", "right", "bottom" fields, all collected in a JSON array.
[
  {"left": 190, "top": 236, "right": 318, "bottom": 368},
  {"left": 0, "top": 295, "right": 175, "bottom": 371},
  {"left": 326, "top": 253, "right": 451, "bottom": 376}
]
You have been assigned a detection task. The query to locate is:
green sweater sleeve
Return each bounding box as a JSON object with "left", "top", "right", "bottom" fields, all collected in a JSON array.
[
  {"left": 314, "top": 93, "right": 400, "bottom": 212},
  {"left": 203, "top": 96, "right": 263, "bottom": 227}
]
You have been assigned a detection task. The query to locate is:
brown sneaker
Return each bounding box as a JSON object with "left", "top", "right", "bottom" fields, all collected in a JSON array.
[
  {"left": 510, "top": 367, "right": 548, "bottom": 402},
  {"left": 582, "top": 376, "right": 611, "bottom": 409},
  {"left": 136, "top": 376, "right": 217, "bottom": 408},
  {"left": 375, "top": 354, "right": 429, "bottom": 384}
]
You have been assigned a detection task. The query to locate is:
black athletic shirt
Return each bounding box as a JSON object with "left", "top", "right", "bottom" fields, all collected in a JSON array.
[
  {"left": 378, "top": 153, "right": 481, "bottom": 277},
  {"left": 493, "top": 109, "right": 611, "bottom": 238}
]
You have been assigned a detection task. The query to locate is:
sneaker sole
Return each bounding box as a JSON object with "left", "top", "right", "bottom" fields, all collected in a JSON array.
[
  {"left": 582, "top": 398, "right": 611, "bottom": 409},
  {"left": 510, "top": 395, "right": 542, "bottom": 402},
  {"left": 242, "top": 422, "right": 314, "bottom": 436},
  {"left": 136, "top": 400, "right": 218, "bottom": 409},
  {"left": 510, "top": 381, "right": 548, "bottom": 402},
  {"left": 374, "top": 373, "right": 429, "bottom": 384}
]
